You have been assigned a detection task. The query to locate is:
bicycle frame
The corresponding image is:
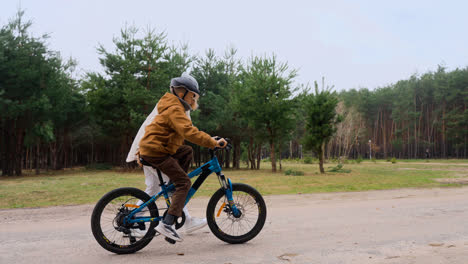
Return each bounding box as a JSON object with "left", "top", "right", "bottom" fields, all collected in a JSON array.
[{"left": 124, "top": 151, "right": 240, "bottom": 225}]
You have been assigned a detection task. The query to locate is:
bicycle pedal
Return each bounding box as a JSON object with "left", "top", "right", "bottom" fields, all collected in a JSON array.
[{"left": 165, "top": 237, "right": 176, "bottom": 244}]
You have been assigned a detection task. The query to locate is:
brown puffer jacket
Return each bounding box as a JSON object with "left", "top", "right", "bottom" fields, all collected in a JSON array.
[{"left": 139, "top": 93, "right": 217, "bottom": 157}]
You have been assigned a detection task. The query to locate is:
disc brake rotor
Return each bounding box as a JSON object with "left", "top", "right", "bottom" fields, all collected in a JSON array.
[{"left": 227, "top": 204, "right": 244, "bottom": 222}]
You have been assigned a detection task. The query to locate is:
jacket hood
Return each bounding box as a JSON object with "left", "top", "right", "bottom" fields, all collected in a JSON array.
[{"left": 157, "top": 93, "right": 191, "bottom": 113}]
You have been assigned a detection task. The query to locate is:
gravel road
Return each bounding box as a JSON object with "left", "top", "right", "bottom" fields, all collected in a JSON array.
[{"left": 2, "top": 187, "right": 468, "bottom": 264}]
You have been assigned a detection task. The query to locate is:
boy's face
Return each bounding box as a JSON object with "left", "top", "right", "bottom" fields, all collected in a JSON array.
[{"left": 179, "top": 91, "right": 199, "bottom": 110}]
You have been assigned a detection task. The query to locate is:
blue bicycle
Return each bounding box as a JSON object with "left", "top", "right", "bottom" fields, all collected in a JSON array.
[{"left": 91, "top": 140, "right": 267, "bottom": 254}]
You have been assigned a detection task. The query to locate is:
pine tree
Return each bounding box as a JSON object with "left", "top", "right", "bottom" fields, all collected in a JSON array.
[{"left": 303, "top": 79, "right": 342, "bottom": 173}]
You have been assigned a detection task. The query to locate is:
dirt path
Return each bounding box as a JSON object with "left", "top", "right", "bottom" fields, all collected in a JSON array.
[{"left": 2, "top": 187, "right": 468, "bottom": 264}]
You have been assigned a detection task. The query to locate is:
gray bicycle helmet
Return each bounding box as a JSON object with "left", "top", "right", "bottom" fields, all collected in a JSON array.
[{"left": 170, "top": 73, "right": 200, "bottom": 95}]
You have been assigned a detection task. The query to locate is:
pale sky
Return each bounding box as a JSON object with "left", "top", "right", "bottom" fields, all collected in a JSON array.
[{"left": 2, "top": 0, "right": 468, "bottom": 91}]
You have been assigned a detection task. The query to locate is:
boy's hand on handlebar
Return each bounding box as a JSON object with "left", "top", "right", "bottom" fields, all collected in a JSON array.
[{"left": 216, "top": 138, "right": 227, "bottom": 148}]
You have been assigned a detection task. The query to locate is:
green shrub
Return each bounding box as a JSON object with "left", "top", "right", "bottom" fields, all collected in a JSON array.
[
  {"left": 85, "top": 163, "right": 112, "bottom": 170},
  {"left": 284, "top": 168, "right": 305, "bottom": 176},
  {"left": 282, "top": 158, "right": 301, "bottom": 163},
  {"left": 303, "top": 156, "right": 313, "bottom": 164},
  {"left": 391, "top": 157, "right": 397, "bottom": 164},
  {"left": 356, "top": 156, "right": 363, "bottom": 164},
  {"left": 327, "top": 164, "right": 351, "bottom": 173}
]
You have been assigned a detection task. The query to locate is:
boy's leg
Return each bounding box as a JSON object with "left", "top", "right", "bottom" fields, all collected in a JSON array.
[
  {"left": 132, "top": 167, "right": 161, "bottom": 237},
  {"left": 143, "top": 166, "right": 172, "bottom": 195},
  {"left": 171, "top": 146, "right": 208, "bottom": 233},
  {"left": 146, "top": 166, "right": 193, "bottom": 217},
  {"left": 143, "top": 166, "right": 161, "bottom": 195},
  {"left": 172, "top": 145, "right": 193, "bottom": 173},
  {"left": 137, "top": 166, "right": 161, "bottom": 207},
  {"left": 139, "top": 155, "right": 191, "bottom": 218},
  {"left": 140, "top": 146, "right": 195, "bottom": 241},
  {"left": 140, "top": 154, "right": 189, "bottom": 242},
  {"left": 140, "top": 164, "right": 192, "bottom": 217}
]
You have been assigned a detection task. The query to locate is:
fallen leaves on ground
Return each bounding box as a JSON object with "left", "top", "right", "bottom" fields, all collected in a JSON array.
[
  {"left": 278, "top": 253, "right": 298, "bottom": 261},
  {"left": 429, "top": 243, "right": 444, "bottom": 247}
]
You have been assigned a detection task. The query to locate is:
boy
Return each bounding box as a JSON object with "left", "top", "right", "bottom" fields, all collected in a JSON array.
[
  {"left": 126, "top": 97, "right": 207, "bottom": 236},
  {"left": 139, "top": 73, "right": 226, "bottom": 242}
]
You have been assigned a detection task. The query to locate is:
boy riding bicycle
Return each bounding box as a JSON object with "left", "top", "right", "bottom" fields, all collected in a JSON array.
[
  {"left": 139, "top": 73, "right": 226, "bottom": 242},
  {"left": 127, "top": 90, "right": 207, "bottom": 236}
]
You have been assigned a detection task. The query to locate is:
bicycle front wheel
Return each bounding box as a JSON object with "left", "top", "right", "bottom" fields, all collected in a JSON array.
[{"left": 206, "top": 183, "right": 267, "bottom": 244}]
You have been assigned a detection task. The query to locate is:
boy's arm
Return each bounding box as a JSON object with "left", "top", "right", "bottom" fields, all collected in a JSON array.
[{"left": 168, "top": 106, "right": 217, "bottom": 148}]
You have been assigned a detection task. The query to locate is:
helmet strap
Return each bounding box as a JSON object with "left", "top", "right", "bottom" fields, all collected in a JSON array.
[
  {"left": 171, "top": 86, "right": 189, "bottom": 100},
  {"left": 170, "top": 86, "right": 193, "bottom": 111}
]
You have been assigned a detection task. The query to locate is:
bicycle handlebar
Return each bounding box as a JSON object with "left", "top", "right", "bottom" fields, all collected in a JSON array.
[{"left": 211, "top": 137, "right": 232, "bottom": 155}]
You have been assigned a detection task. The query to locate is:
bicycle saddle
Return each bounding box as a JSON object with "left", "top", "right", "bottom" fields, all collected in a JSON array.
[{"left": 139, "top": 157, "right": 153, "bottom": 167}]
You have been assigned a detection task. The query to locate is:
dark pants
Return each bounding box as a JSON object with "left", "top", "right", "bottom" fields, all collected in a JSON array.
[{"left": 140, "top": 145, "right": 193, "bottom": 217}]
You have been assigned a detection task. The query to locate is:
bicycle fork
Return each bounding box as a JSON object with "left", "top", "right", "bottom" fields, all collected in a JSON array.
[{"left": 217, "top": 173, "right": 241, "bottom": 218}]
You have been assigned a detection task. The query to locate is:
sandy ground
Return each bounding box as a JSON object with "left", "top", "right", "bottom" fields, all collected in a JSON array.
[{"left": 2, "top": 187, "right": 468, "bottom": 264}]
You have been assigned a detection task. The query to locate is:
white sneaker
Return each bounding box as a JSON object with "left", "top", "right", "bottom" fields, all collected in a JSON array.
[
  {"left": 129, "top": 229, "right": 147, "bottom": 238},
  {"left": 156, "top": 223, "right": 183, "bottom": 242},
  {"left": 183, "top": 217, "right": 207, "bottom": 234}
]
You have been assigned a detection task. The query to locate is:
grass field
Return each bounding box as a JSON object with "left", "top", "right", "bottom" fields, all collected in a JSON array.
[{"left": 0, "top": 159, "right": 467, "bottom": 209}]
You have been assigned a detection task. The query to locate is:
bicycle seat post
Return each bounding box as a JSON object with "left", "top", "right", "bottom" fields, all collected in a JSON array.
[{"left": 156, "top": 169, "right": 166, "bottom": 187}]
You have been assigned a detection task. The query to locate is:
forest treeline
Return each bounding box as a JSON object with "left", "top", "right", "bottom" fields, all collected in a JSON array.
[{"left": 1, "top": 12, "right": 467, "bottom": 176}]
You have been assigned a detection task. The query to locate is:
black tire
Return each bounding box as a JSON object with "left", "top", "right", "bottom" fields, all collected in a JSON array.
[
  {"left": 206, "top": 183, "right": 267, "bottom": 244},
  {"left": 91, "top": 187, "right": 159, "bottom": 254}
]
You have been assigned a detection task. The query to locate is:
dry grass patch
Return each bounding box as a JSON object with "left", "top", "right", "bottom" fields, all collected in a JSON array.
[{"left": 0, "top": 160, "right": 467, "bottom": 208}]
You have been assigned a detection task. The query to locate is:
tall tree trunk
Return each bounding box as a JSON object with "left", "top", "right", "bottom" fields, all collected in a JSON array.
[
  {"left": 35, "top": 143, "right": 40, "bottom": 175},
  {"left": 6, "top": 120, "right": 16, "bottom": 176},
  {"left": 256, "top": 144, "right": 261, "bottom": 170},
  {"left": 464, "top": 133, "right": 467, "bottom": 159},
  {"left": 417, "top": 109, "right": 422, "bottom": 158},
  {"left": 414, "top": 95, "right": 417, "bottom": 159},
  {"left": 382, "top": 111, "right": 387, "bottom": 159},
  {"left": 270, "top": 140, "right": 276, "bottom": 172},
  {"left": 1, "top": 120, "right": 11, "bottom": 176},
  {"left": 14, "top": 127, "right": 24, "bottom": 176},
  {"left": 279, "top": 142, "right": 282, "bottom": 171},
  {"left": 407, "top": 126, "right": 410, "bottom": 159},
  {"left": 318, "top": 143, "right": 325, "bottom": 174},
  {"left": 224, "top": 148, "right": 230, "bottom": 168},
  {"left": 232, "top": 139, "right": 237, "bottom": 169},
  {"left": 50, "top": 142, "right": 57, "bottom": 170},
  {"left": 232, "top": 138, "right": 240, "bottom": 169},
  {"left": 289, "top": 140, "right": 293, "bottom": 159},
  {"left": 248, "top": 136, "right": 255, "bottom": 169},
  {"left": 442, "top": 104, "right": 446, "bottom": 158},
  {"left": 64, "top": 128, "right": 70, "bottom": 169}
]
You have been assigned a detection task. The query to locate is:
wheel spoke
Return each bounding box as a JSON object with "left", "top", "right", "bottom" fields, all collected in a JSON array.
[
  {"left": 93, "top": 191, "right": 159, "bottom": 252},
  {"left": 212, "top": 189, "right": 263, "bottom": 238}
]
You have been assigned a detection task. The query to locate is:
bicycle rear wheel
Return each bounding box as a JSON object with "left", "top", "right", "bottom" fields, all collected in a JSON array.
[
  {"left": 91, "top": 187, "right": 159, "bottom": 254},
  {"left": 206, "top": 183, "right": 267, "bottom": 244}
]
